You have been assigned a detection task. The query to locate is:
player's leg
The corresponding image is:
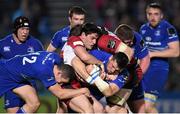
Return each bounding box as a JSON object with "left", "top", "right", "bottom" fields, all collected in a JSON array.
[
  {"left": 127, "top": 82, "right": 145, "bottom": 113},
  {"left": 4, "top": 91, "right": 25, "bottom": 113},
  {"left": 56, "top": 99, "right": 67, "bottom": 113},
  {"left": 105, "top": 105, "right": 128, "bottom": 113},
  {"left": 12, "top": 85, "right": 40, "bottom": 113},
  {"left": 69, "top": 94, "right": 94, "bottom": 113},
  {"left": 144, "top": 93, "right": 158, "bottom": 113},
  {"left": 90, "top": 95, "right": 104, "bottom": 112},
  {"left": 142, "top": 66, "right": 169, "bottom": 113}
]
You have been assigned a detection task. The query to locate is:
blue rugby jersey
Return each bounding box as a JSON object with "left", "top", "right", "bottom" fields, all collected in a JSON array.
[
  {"left": 50, "top": 26, "right": 70, "bottom": 49},
  {"left": 0, "top": 34, "right": 44, "bottom": 59},
  {"left": 2, "top": 51, "right": 62, "bottom": 88},
  {"left": 140, "top": 20, "right": 179, "bottom": 67}
]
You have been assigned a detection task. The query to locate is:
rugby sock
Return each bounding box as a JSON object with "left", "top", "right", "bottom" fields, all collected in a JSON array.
[{"left": 17, "top": 107, "right": 26, "bottom": 113}]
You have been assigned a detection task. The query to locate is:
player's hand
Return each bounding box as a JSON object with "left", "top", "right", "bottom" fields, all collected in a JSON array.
[
  {"left": 105, "top": 74, "right": 118, "bottom": 80},
  {"left": 81, "top": 88, "right": 90, "bottom": 97}
]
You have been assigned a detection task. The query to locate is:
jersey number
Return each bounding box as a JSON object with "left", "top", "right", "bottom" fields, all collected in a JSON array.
[{"left": 23, "top": 56, "right": 37, "bottom": 65}]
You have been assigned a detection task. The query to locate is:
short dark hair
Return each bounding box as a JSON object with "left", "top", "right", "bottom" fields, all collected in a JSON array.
[
  {"left": 69, "top": 6, "right": 86, "bottom": 18},
  {"left": 114, "top": 24, "right": 134, "bottom": 41},
  {"left": 146, "top": 2, "right": 162, "bottom": 11},
  {"left": 113, "top": 52, "right": 129, "bottom": 70},
  {"left": 69, "top": 23, "right": 102, "bottom": 37},
  {"left": 57, "top": 64, "right": 76, "bottom": 82}
]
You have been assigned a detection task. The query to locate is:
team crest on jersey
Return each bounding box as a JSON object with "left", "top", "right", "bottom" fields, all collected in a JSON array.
[
  {"left": 141, "top": 30, "right": 146, "bottom": 34},
  {"left": 155, "top": 30, "right": 160, "bottom": 36},
  {"left": 27, "top": 46, "right": 34, "bottom": 53},
  {"left": 3, "top": 46, "right": 10, "bottom": 52},
  {"left": 145, "top": 37, "right": 151, "bottom": 41},
  {"left": 107, "top": 40, "right": 116, "bottom": 49}
]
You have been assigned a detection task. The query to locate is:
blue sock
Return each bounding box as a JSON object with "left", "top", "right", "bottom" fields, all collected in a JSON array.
[{"left": 16, "top": 107, "right": 26, "bottom": 113}]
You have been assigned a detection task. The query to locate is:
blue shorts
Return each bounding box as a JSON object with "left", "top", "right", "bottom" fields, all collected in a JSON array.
[
  {"left": 128, "top": 81, "right": 144, "bottom": 101},
  {"left": 0, "top": 64, "right": 31, "bottom": 109},
  {"left": 142, "top": 65, "right": 169, "bottom": 97},
  {"left": 4, "top": 80, "right": 36, "bottom": 109}
]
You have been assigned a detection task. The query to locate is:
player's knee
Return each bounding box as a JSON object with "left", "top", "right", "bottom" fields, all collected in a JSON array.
[
  {"left": 83, "top": 104, "right": 93, "bottom": 113},
  {"left": 94, "top": 103, "right": 104, "bottom": 113},
  {"left": 27, "top": 99, "right": 40, "bottom": 111},
  {"left": 6, "top": 107, "right": 19, "bottom": 113}
]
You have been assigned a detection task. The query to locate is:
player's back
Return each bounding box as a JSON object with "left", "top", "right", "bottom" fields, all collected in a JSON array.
[{"left": 1, "top": 51, "right": 62, "bottom": 82}]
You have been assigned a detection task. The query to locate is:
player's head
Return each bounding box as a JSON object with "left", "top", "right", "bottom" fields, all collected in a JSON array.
[
  {"left": 114, "top": 24, "right": 134, "bottom": 47},
  {"left": 70, "top": 23, "right": 101, "bottom": 50},
  {"left": 69, "top": 6, "right": 86, "bottom": 28},
  {"left": 54, "top": 64, "right": 76, "bottom": 84},
  {"left": 107, "top": 52, "right": 129, "bottom": 74},
  {"left": 81, "top": 23, "right": 102, "bottom": 50},
  {"left": 146, "top": 2, "right": 163, "bottom": 27},
  {"left": 13, "top": 16, "right": 30, "bottom": 42}
]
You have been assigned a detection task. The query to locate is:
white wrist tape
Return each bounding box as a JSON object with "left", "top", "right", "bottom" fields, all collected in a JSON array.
[
  {"left": 94, "top": 77, "right": 109, "bottom": 92},
  {"left": 86, "top": 76, "right": 93, "bottom": 84},
  {"left": 86, "top": 64, "right": 101, "bottom": 84}
]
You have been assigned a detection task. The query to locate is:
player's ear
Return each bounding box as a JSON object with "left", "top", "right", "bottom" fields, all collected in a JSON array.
[
  {"left": 160, "top": 13, "right": 163, "bottom": 19},
  {"left": 68, "top": 17, "right": 71, "bottom": 23}
]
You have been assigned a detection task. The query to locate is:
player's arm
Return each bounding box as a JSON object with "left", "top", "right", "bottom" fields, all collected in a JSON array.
[
  {"left": 74, "top": 46, "right": 103, "bottom": 65},
  {"left": 48, "top": 83, "right": 90, "bottom": 100},
  {"left": 71, "top": 56, "right": 91, "bottom": 81},
  {"left": 150, "top": 41, "right": 179, "bottom": 58},
  {"left": 47, "top": 43, "right": 57, "bottom": 52},
  {"left": 139, "top": 55, "right": 150, "bottom": 74}
]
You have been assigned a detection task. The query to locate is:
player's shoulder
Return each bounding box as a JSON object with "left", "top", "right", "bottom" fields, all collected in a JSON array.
[
  {"left": 140, "top": 23, "right": 148, "bottom": 30},
  {"left": 161, "top": 20, "right": 175, "bottom": 28},
  {"left": 0, "top": 34, "right": 13, "bottom": 42},
  {"left": 27, "top": 35, "right": 43, "bottom": 44},
  {"left": 54, "top": 26, "right": 70, "bottom": 35},
  {"left": 68, "top": 36, "right": 81, "bottom": 42}
]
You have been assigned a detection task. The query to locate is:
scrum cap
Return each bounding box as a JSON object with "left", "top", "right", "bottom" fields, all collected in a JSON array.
[{"left": 13, "top": 16, "right": 30, "bottom": 33}]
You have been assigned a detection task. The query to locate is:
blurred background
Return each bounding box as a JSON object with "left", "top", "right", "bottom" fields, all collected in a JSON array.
[{"left": 0, "top": 0, "right": 180, "bottom": 112}]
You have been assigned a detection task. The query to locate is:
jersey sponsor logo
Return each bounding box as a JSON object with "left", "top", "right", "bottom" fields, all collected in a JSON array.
[
  {"left": 107, "top": 40, "right": 116, "bottom": 48},
  {"left": 73, "top": 41, "right": 84, "bottom": 46},
  {"left": 155, "top": 30, "right": 160, "bottom": 36},
  {"left": 3, "top": 46, "right": 10, "bottom": 52},
  {"left": 145, "top": 41, "right": 161, "bottom": 46}
]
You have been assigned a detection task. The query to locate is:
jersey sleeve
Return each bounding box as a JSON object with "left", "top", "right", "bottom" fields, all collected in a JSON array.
[
  {"left": 166, "top": 27, "right": 179, "bottom": 43},
  {"left": 67, "top": 36, "right": 84, "bottom": 48},
  {"left": 41, "top": 74, "right": 57, "bottom": 88},
  {"left": 108, "top": 69, "right": 129, "bottom": 89},
  {"left": 89, "top": 49, "right": 111, "bottom": 62},
  {"left": 51, "top": 31, "right": 64, "bottom": 49},
  {"left": 97, "top": 35, "right": 122, "bottom": 54},
  {"left": 134, "top": 33, "right": 149, "bottom": 59}
]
